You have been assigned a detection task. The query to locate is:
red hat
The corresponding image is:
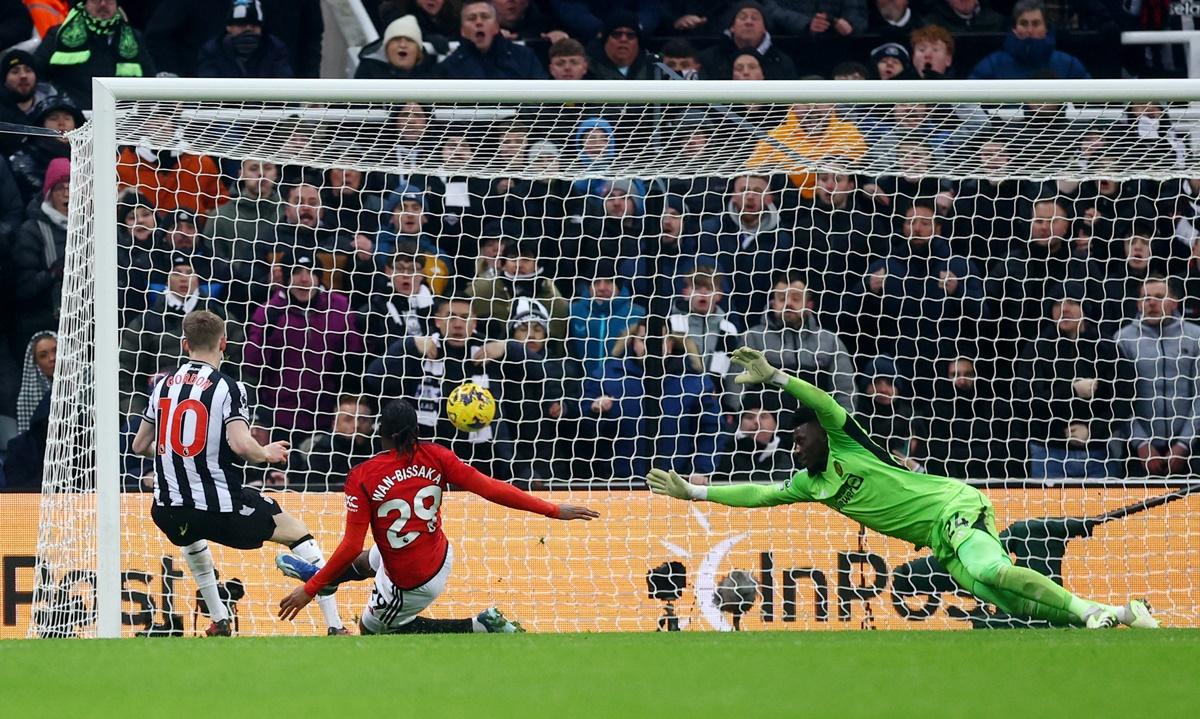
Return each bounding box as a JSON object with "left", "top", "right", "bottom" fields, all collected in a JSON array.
[{"left": 42, "top": 157, "right": 70, "bottom": 199}]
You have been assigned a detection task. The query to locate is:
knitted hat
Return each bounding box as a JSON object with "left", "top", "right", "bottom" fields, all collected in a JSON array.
[
  {"left": 2, "top": 49, "right": 35, "bottom": 75},
  {"left": 228, "top": 0, "right": 264, "bottom": 25},
  {"left": 602, "top": 11, "right": 641, "bottom": 40},
  {"left": 42, "top": 158, "right": 71, "bottom": 199},
  {"left": 383, "top": 14, "right": 423, "bottom": 47},
  {"left": 871, "top": 42, "right": 910, "bottom": 65},
  {"left": 509, "top": 297, "right": 550, "bottom": 331}
]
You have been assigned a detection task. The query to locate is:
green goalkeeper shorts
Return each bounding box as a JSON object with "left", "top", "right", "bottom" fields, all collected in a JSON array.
[{"left": 929, "top": 486, "right": 999, "bottom": 564}]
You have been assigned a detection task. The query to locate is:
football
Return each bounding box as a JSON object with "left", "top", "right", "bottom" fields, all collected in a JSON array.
[{"left": 446, "top": 382, "right": 496, "bottom": 432}]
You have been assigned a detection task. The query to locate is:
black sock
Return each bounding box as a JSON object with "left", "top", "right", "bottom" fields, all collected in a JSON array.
[
  {"left": 334, "top": 564, "right": 373, "bottom": 586},
  {"left": 394, "top": 617, "right": 473, "bottom": 634}
]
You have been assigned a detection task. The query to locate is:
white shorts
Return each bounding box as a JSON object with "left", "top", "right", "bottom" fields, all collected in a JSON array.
[{"left": 359, "top": 544, "right": 453, "bottom": 634}]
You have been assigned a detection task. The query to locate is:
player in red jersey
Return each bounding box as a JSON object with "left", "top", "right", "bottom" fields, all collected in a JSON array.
[{"left": 277, "top": 400, "right": 599, "bottom": 633}]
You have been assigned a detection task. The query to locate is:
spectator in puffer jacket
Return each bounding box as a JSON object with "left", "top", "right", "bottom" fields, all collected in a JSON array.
[
  {"left": 9, "top": 158, "right": 69, "bottom": 360},
  {"left": 576, "top": 319, "right": 649, "bottom": 479},
  {"left": 1115, "top": 277, "right": 1200, "bottom": 478},
  {"left": 245, "top": 252, "right": 364, "bottom": 440},
  {"left": 969, "top": 0, "right": 1089, "bottom": 80}
]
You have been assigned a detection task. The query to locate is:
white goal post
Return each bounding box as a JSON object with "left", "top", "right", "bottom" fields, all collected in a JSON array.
[{"left": 36, "top": 77, "right": 1200, "bottom": 638}]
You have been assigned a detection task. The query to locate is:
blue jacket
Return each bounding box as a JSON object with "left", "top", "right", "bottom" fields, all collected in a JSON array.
[
  {"left": 969, "top": 31, "right": 1090, "bottom": 80},
  {"left": 657, "top": 364, "right": 721, "bottom": 477},
  {"left": 438, "top": 36, "right": 548, "bottom": 79},
  {"left": 580, "top": 357, "right": 649, "bottom": 478},
  {"left": 196, "top": 34, "right": 294, "bottom": 78},
  {"left": 568, "top": 289, "right": 646, "bottom": 378}
]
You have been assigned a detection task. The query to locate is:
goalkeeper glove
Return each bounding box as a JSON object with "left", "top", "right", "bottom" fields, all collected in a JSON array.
[
  {"left": 730, "top": 347, "right": 787, "bottom": 387},
  {"left": 647, "top": 469, "right": 706, "bottom": 501}
]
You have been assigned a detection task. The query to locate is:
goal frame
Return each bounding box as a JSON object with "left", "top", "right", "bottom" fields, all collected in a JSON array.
[{"left": 85, "top": 76, "right": 1200, "bottom": 638}]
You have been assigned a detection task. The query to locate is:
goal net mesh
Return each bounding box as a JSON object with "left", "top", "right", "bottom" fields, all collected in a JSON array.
[{"left": 32, "top": 95, "right": 1200, "bottom": 636}]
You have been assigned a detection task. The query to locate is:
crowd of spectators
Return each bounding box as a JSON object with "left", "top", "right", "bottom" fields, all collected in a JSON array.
[{"left": 2, "top": 0, "right": 1200, "bottom": 490}]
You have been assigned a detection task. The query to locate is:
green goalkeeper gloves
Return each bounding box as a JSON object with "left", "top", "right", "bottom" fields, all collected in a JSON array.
[
  {"left": 646, "top": 469, "right": 706, "bottom": 501},
  {"left": 730, "top": 347, "right": 785, "bottom": 386}
]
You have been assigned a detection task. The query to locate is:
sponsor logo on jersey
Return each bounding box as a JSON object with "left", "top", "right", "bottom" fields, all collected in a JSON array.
[
  {"left": 346, "top": 494, "right": 359, "bottom": 512},
  {"left": 832, "top": 474, "right": 864, "bottom": 509}
]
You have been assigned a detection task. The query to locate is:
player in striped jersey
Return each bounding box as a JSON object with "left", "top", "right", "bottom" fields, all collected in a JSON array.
[{"left": 131, "top": 310, "right": 349, "bottom": 636}]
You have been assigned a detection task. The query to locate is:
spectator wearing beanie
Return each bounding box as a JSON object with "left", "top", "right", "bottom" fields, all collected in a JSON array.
[
  {"left": 197, "top": 0, "right": 295, "bottom": 79},
  {"left": 698, "top": 2, "right": 797, "bottom": 80},
  {"left": 8, "top": 94, "right": 81, "bottom": 206},
  {"left": 0, "top": 49, "right": 63, "bottom": 155},
  {"left": 871, "top": 41, "right": 917, "bottom": 79},
  {"left": 586, "top": 12, "right": 658, "bottom": 80},
  {"left": 356, "top": 14, "right": 438, "bottom": 79},
  {"left": 439, "top": 0, "right": 548, "bottom": 79},
  {"left": 32, "top": 0, "right": 156, "bottom": 109},
  {"left": 549, "top": 0, "right": 665, "bottom": 40},
  {"left": 10, "top": 158, "right": 70, "bottom": 358}
]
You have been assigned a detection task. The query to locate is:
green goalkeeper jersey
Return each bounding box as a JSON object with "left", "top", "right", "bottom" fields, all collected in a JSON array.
[{"left": 706, "top": 375, "right": 979, "bottom": 551}]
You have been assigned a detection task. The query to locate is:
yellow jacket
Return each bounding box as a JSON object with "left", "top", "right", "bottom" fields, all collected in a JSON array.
[{"left": 746, "top": 110, "right": 867, "bottom": 197}]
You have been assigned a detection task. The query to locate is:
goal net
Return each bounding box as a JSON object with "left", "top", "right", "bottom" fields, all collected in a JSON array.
[{"left": 32, "top": 80, "right": 1200, "bottom": 637}]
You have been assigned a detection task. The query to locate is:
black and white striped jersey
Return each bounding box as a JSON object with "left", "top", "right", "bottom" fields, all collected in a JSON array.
[{"left": 144, "top": 360, "right": 250, "bottom": 512}]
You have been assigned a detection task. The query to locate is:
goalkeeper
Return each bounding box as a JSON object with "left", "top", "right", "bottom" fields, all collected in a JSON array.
[{"left": 648, "top": 348, "right": 1157, "bottom": 629}]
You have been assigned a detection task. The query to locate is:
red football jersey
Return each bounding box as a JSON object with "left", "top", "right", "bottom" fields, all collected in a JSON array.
[{"left": 311, "top": 442, "right": 558, "bottom": 593}]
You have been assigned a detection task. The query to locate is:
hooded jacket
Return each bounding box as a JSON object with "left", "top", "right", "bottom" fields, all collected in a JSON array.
[
  {"left": 245, "top": 287, "right": 364, "bottom": 433},
  {"left": 568, "top": 286, "right": 647, "bottom": 378},
  {"left": 969, "top": 31, "right": 1090, "bottom": 80},
  {"left": 354, "top": 36, "right": 438, "bottom": 79}
]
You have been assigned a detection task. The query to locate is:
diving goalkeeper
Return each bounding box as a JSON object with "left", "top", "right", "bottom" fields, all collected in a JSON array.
[{"left": 647, "top": 348, "right": 1157, "bottom": 629}]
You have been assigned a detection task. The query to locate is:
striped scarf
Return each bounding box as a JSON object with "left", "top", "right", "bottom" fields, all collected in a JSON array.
[{"left": 16, "top": 331, "right": 56, "bottom": 434}]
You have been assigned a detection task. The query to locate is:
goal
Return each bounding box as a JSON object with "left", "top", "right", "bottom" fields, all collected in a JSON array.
[{"left": 32, "top": 78, "right": 1200, "bottom": 637}]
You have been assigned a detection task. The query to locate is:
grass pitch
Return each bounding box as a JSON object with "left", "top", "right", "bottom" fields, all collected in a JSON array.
[{"left": 3, "top": 631, "right": 1198, "bottom": 718}]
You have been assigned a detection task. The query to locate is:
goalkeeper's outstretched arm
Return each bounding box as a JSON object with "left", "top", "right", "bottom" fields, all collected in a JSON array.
[
  {"left": 646, "top": 469, "right": 806, "bottom": 508},
  {"left": 729, "top": 347, "right": 847, "bottom": 430}
]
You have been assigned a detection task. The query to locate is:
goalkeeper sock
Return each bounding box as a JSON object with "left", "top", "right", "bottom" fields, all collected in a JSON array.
[
  {"left": 290, "top": 536, "right": 344, "bottom": 630},
  {"left": 183, "top": 540, "right": 229, "bottom": 623}
]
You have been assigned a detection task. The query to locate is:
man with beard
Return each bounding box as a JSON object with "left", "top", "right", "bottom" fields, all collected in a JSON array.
[
  {"left": 34, "top": 0, "right": 156, "bottom": 109},
  {"left": 698, "top": 174, "right": 793, "bottom": 326},
  {"left": 861, "top": 200, "right": 985, "bottom": 386},
  {"left": 1017, "top": 296, "right": 1119, "bottom": 481},
  {"left": 304, "top": 396, "right": 381, "bottom": 491},
  {"left": 0, "top": 50, "right": 62, "bottom": 155},
  {"left": 469, "top": 239, "right": 569, "bottom": 349},
  {"left": 738, "top": 272, "right": 855, "bottom": 416}
]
